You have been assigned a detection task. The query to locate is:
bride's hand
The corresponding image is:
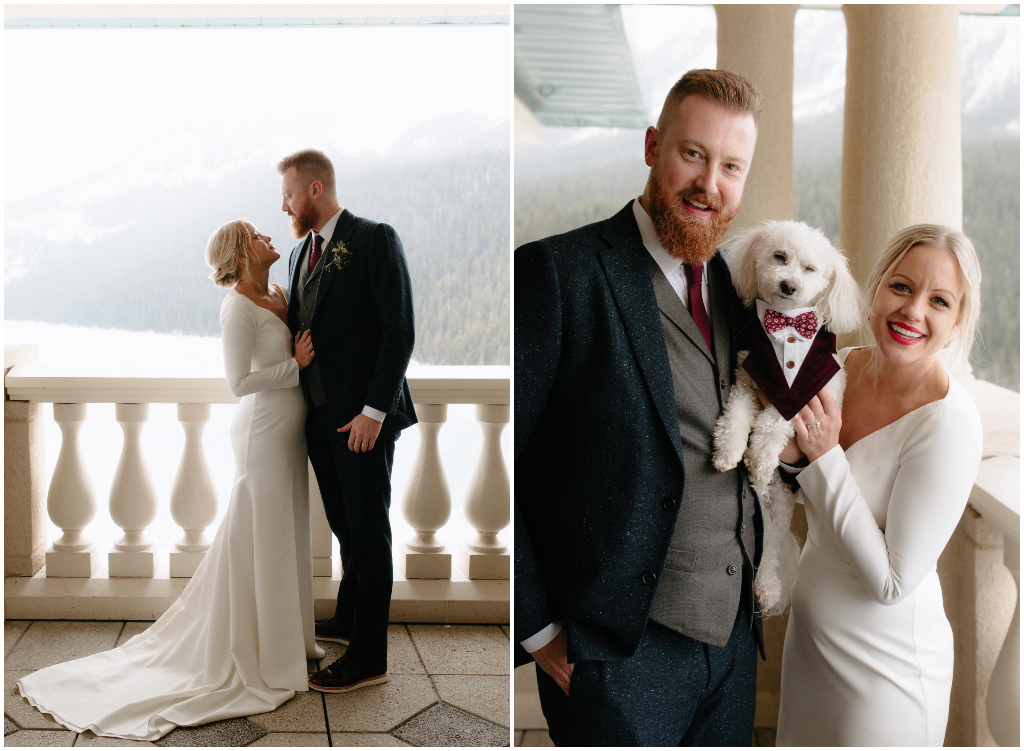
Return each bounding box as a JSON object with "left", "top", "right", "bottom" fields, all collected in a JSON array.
[
  {"left": 294, "top": 331, "right": 314, "bottom": 370},
  {"left": 791, "top": 388, "right": 841, "bottom": 463}
]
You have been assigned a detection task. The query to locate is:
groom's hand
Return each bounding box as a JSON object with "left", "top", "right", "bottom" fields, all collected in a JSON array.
[
  {"left": 338, "top": 413, "right": 383, "bottom": 453},
  {"left": 531, "top": 628, "right": 574, "bottom": 695}
]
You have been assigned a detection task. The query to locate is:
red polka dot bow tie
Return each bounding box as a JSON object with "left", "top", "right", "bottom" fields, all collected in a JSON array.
[{"left": 764, "top": 309, "right": 818, "bottom": 339}]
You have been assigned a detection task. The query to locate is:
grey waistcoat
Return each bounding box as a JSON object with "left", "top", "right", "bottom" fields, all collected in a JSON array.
[
  {"left": 294, "top": 236, "right": 329, "bottom": 406},
  {"left": 645, "top": 257, "right": 756, "bottom": 647}
]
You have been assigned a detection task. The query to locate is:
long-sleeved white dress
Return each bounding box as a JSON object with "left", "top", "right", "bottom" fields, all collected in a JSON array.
[
  {"left": 776, "top": 348, "right": 983, "bottom": 747},
  {"left": 18, "top": 289, "right": 320, "bottom": 740}
]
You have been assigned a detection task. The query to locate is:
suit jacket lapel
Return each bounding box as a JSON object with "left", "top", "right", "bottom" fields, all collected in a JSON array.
[
  {"left": 646, "top": 257, "right": 714, "bottom": 366},
  {"left": 596, "top": 206, "right": 683, "bottom": 466},
  {"left": 311, "top": 209, "right": 358, "bottom": 318},
  {"left": 288, "top": 236, "right": 308, "bottom": 315}
]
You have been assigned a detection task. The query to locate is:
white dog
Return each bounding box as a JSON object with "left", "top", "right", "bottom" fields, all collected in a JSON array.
[{"left": 713, "top": 221, "right": 863, "bottom": 615}]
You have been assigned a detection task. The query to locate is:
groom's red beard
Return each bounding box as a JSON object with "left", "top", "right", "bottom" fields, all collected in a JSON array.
[
  {"left": 288, "top": 202, "right": 319, "bottom": 239},
  {"left": 646, "top": 177, "right": 739, "bottom": 265}
]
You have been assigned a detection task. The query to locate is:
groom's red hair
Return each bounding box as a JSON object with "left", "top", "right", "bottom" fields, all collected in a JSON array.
[{"left": 277, "top": 149, "right": 337, "bottom": 198}]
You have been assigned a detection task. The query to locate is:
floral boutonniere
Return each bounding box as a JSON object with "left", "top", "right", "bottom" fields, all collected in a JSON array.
[{"left": 325, "top": 239, "right": 354, "bottom": 273}]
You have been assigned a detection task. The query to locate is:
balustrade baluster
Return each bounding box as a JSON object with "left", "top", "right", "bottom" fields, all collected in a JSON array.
[
  {"left": 400, "top": 403, "right": 452, "bottom": 578},
  {"left": 45, "top": 403, "right": 100, "bottom": 577},
  {"left": 108, "top": 403, "right": 159, "bottom": 577},
  {"left": 169, "top": 403, "right": 218, "bottom": 577},
  {"left": 457, "top": 403, "right": 510, "bottom": 579},
  {"left": 987, "top": 537, "right": 1020, "bottom": 746}
]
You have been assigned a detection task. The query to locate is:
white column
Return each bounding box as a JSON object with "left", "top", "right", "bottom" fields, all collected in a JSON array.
[
  {"left": 457, "top": 404, "right": 510, "bottom": 579},
  {"left": 45, "top": 403, "right": 100, "bottom": 577},
  {"left": 108, "top": 403, "right": 158, "bottom": 577},
  {"left": 987, "top": 537, "right": 1020, "bottom": 747},
  {"left": 714, "top": 4, "right": 799, "bottom": 231},
  {"left": 400, "top": 403, "right": 452, "bottom": 578},
  {"left": 169, "top": 403, "right": 218, "bottom": 577},
  {"left": 309, "top": 459, "right": 334, "bottom": 577}
]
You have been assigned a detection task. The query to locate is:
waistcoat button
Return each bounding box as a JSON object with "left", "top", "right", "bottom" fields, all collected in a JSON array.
[
  {"left": 642, "top": 572, "right": 657, "bottom": 585},
  {"left": 661, "top": 497, "right": 677, "bottom": 510},
  {"left": 727, "top": 564, "right": 738, "bottom": 575}
]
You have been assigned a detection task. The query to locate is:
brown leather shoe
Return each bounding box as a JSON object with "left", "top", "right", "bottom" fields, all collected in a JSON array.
[{"left": 308, "top": 655, "right": 388, "bottom": 693}]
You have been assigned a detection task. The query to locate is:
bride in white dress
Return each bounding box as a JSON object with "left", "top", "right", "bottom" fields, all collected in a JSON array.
[
  {"left": 776, "top": 225, "right": 983, "bottom": 746},
  {"left": 18, "top": 220, "right": 324, "bottom": 740}
]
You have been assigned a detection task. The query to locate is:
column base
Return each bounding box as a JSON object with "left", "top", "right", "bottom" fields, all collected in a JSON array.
[
  {"left": 45, "top": 545, "right": 101, "bottom": 578},
  {"left": 456, "top": 543, "right": 510, "bottom": 580},
  {"left": 400, "top": 543, "right": 452, "bottom": 579},
  {"left": 109, "top": 547, "right": 157, "bottom": 578},
  {"left": 169, "top": 550, "right": 207, "bottom": 578}
]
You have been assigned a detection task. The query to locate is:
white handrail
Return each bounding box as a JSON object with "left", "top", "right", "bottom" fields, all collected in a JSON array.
[{"left": 4, "top": 364, "right": 510, "bottom": 404}]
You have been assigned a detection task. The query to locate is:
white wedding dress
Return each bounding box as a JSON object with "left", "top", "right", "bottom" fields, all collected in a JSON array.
[
  {"left": 18, "top": 288, "right": 321, "bottom": 740},
  {"left": 776, "top": 348, "right": 983, "bottom": 746}
]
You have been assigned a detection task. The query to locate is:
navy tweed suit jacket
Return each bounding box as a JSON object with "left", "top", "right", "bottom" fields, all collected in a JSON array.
[
  {"left": 287, "top": 209, "right": 417, "bottom": 434},
  {"left": 514, "top": 203, "right": 764, "bottom": 668}
]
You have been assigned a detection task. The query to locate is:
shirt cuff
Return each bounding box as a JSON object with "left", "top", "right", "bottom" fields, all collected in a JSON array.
[
  {"left": 779, "top": 458, "right": 808, "bottom": 475},
  {"left": 361, "top": 405, "right": 387, "bottom": 423},
  {"left": 519, "top": 621, "right": 563, "bottom": 653}
]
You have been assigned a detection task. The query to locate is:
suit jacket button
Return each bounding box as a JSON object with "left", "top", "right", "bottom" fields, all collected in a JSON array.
[
  {"left": 727, "top": 564, "right": 738, "bottom": 575},
  {"left": 661, "top": 497, "right": 677, "bottom": 510},
  {"left": 642, "top": 572, "right": 657, "bottom": 585}
]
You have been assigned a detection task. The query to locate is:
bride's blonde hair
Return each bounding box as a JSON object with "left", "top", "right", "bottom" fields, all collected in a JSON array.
[
  {"left": 866, "top": 224, "right": 982, "bottom": 370},
  {"left": 206, "top": 220, "right": 257, "bottom": 288}
]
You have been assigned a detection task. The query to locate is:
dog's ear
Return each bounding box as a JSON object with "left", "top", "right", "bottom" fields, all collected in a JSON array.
[
  {"left": 724, "top": 225, "right": 764, "bottom": 307},
  {"left": 819, "top": 251, "right": 865, "bottom": 335}
]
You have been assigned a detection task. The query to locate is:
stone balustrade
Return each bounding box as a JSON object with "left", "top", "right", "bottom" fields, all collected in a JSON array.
[{"left": 4, "top": 346, "right": 509, "bottom": 623}]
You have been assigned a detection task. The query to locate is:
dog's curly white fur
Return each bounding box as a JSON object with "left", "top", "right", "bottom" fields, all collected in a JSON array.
[{"left": 713, "top": 221, "right": 863, "bottom": 615}]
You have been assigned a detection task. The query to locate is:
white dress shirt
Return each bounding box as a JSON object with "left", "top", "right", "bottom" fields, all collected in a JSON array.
[
  {"left": 632, "top": 198, "right": 709, "bottom": 312},
  {"left": 311, "top": 207, "right": 386, "bottom": 425},
  {"left": 755, "top": 299, "right": 822, "bottom": 388},
  {"left": 519, "top": 199, "right": 712, "bottom": 654}
]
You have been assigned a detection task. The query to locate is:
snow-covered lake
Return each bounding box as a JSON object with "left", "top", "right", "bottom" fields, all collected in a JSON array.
[{"left": 5, "top": 320, "right": 509, "bottom": 561}]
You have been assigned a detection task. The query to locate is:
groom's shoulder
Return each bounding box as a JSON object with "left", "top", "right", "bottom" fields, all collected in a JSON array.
[{"left": 515, "top": 202, "right": 637, "bottom": 262}]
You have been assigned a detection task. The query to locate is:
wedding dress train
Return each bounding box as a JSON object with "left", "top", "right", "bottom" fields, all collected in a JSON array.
[{"left": 18, "top": 289, "right": 321, "bottom": 740}]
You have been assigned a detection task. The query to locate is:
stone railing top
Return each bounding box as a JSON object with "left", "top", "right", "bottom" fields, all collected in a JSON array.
[
  {"left": 4, "top": 363, "right": 509, "bottom": 405},
  {"left": 969, "top": 455, "right": 1020, "bottom": 546},
  {"left": 961, "top": 376, "right": 1020, "bottom": 459}
]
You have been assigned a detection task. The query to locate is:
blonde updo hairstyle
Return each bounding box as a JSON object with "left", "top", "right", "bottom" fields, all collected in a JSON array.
[
  {"left": 206, "top": 220, "right": 257, "bottom": 288},
  {"left": 865, "top": 224, "right": 982, "bottom": 369}
]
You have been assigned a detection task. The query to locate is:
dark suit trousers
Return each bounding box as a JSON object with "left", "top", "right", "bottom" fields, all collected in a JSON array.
[
  {"left": 536, "top": 601, "right": 757, "bottom": 746},
  {"left": 305, "top": 404, "right": 396, "bottom": 663}
]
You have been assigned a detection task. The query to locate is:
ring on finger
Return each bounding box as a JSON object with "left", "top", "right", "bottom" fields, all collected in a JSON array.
[{"left": 806, "top": 420, "right": 821, "bottom": 430}]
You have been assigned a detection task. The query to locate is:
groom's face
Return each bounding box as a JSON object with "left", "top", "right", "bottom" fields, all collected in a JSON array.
[
  {"left": 642, "top": 94, "right": 757, "bottom": 264},
  {"left": 280, "top": 167, "right": 319, "bottom": 239}
]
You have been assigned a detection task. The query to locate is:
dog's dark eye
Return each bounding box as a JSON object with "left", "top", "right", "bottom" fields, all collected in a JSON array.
[
  {"left": 773, "top": 252, "right": 787, "bottom": 263},
  {"left": 804, "top": 266, "right": 816, "bottom": 273}
]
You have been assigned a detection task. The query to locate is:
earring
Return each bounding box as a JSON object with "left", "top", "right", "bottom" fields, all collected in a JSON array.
[{"left": 942, "top": 339, "right": 952, "bottom": 349}]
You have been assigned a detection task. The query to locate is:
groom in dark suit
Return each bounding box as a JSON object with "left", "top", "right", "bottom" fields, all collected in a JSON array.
[
  {"left": 516, "top": 70, "right": 765, "bottom": 745},
  {"left": 278, "top": 149, "right": 416, "bottom": 693}
]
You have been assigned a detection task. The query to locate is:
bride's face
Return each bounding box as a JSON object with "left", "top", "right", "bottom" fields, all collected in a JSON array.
[
  {"left": 870, "top": 244, "right": 962, "bottom": 366},
  {"left": 240, "top": 223, "right": 280, "bottom": 271}
]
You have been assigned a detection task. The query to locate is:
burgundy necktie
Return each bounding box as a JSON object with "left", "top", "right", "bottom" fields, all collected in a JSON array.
[
  {"left": 309, "top": 234, "right": 324, "bottom": 273},
  {"left": 684, "top": 263, "right": 713, "bottom": 351}
]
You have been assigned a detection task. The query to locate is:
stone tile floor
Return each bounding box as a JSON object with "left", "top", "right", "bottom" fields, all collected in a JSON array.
[{"left": 5, "top": 620, "right": 511, "bottom": 747}]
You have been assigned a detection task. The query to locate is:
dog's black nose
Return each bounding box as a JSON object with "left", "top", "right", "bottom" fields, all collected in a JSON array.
[{"left": 780, "top": 281, "right": 796, "bottom": 296}]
